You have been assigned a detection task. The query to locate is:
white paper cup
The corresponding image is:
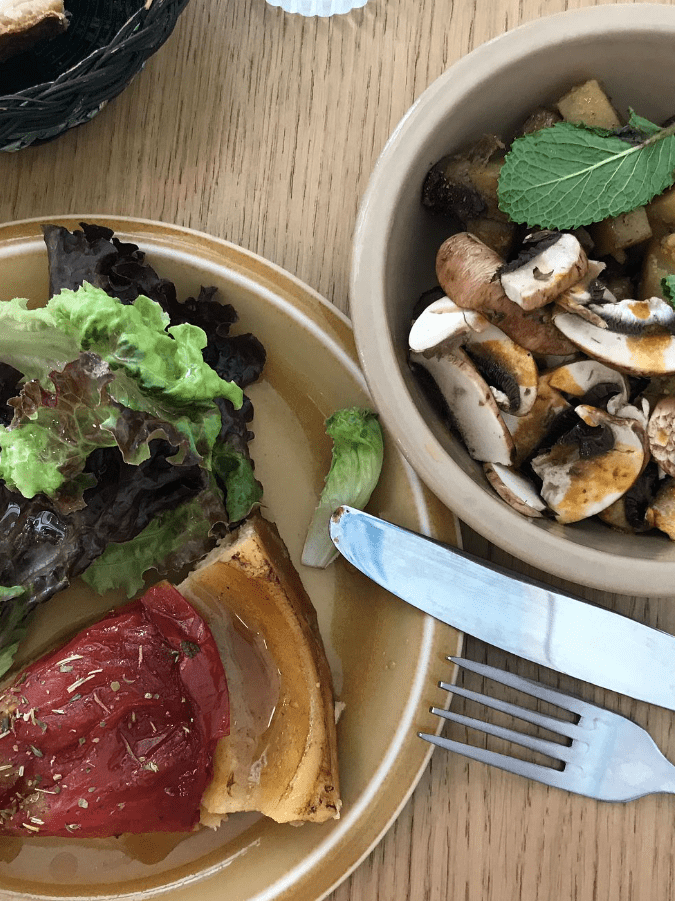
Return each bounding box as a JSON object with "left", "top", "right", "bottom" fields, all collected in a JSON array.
[{"left": 265, "top": 0, "right": 368, "bottom": 15}]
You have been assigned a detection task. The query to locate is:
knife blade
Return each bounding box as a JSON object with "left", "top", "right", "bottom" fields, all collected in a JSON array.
[{"left": 329, "top": 505, "right": 675, "bottom": 710}]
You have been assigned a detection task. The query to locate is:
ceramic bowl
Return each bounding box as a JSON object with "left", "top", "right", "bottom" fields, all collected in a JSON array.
[{"left": 350, "top": 3, "right": 675, "bottom": 596}]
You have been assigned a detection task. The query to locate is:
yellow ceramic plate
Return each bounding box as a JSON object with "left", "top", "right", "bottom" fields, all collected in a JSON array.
[{"left": 0, "top": 216, "right": 462, "bottom": 901}]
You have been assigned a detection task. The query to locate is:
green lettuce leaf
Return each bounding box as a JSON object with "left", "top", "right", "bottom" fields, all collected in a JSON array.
[
  {"left": 0, "top": 354, "right": 223, "bottom": 505},
  {"left": 81, "top": 494, "right": 225, "bottom": 598},
  {"left": 212, "top": 444, "right": 263, "bottom": 522},
  {"left": 0, "top": 297, "right": 80, "bottom": 384},
  {"left": 46, "top": 286, "right": 243, "bottom": 411},
  {"left": 0, "top": 285, "right": 243, "bottom": 411},
  {"left": 0, "top": 354, "right": 118, "bottom": 499},
  {"left": 302, "top": 407, "right": 384, "bottom": 568},
  {"left": 0, "top": 285, "right": 243, "bottom": 503}
]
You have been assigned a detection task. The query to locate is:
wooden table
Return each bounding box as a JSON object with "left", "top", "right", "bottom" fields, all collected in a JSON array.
[{"left": 0, "top": 0, "right": 673, "bottom": 898}]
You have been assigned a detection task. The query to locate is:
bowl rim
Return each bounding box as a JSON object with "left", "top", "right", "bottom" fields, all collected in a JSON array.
[{"left": 350, "top": 2, "right": 675, "bottom": 597}]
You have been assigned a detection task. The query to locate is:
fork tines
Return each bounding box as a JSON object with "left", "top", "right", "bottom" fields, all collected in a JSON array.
[{"left": 419, "top": 656, "right": 587, "bottom": 785}]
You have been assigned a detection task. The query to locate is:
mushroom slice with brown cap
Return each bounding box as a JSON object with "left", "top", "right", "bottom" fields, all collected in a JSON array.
[
  {"left": 410, "top": 297, "right": 538, "bottom": 416},
  {"left": 436, "top": 232, "right": 576, "bottom": 356},
  {"left": 435, "top": 233, "right": 508, "bottom": 312},
  {"left": 530, "top": 405, "right": 646, "bottom": 524},
  {"left": 410, "top": 347, "right": 515, "bottom": 464},
  {"left": 484, "top": 462, "right": 547, "bottom": 517},
  {"left": 535, "top": 352, "right": 583, "bottom": 371},
  {"left": 499, "top": 232, "right": 588, "bottom": 311},
  {"left": 553, "top": 297, "right": 675, "bottom": 377}
]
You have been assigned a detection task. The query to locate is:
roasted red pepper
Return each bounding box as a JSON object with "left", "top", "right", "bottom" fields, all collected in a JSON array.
[{"left": 0, "top": 583, "right": 229, "bottom": 837}]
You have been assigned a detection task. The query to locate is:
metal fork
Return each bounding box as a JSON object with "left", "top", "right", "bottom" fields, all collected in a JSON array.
[{"left": 420, "top": 657, "right": 675, "bottom": 801}]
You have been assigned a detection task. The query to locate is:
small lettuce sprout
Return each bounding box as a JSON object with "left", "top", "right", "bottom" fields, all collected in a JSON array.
[{"left": 302, "top": 407, "right": 383, "bottom": 568}]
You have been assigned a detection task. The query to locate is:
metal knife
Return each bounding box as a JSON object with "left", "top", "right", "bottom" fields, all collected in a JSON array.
[{"left": 329, "top": 505, "right": 675, "bottom": 710}]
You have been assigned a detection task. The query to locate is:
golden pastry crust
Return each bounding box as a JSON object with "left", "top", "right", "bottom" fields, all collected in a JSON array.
[
  {"left": 179, "top": 514, "right": 341, "bottom": 826},
  {"left": 0, "top": 0, "right": 67, "bottom": 63}
]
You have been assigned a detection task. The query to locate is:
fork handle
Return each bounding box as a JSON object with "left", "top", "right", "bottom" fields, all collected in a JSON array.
[{"left": 610, "top": 739, "right": 675, "bottom": 800}]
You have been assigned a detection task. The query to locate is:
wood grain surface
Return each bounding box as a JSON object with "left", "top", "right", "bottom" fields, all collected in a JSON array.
[{"left": 0, "top": 0, "right": 673, "bottom": 899}]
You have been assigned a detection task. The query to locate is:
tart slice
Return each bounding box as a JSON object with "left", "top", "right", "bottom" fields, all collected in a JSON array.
[
  {"left": 0, "top": 513, "right": 340, "bottom": 836},
  {"left": 0, "top": 0, "right": 67, "bottom": 62},
  {"left": 180, "top": 514, "right": 341, "bottom": 826}
]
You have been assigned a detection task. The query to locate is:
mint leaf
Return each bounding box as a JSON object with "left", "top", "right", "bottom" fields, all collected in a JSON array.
[
  {"left": 627, "top": 109, "right": 662, "bottom": 137},
  {"left": 498, "top": 120, "right": 675, "bottom": 229}
]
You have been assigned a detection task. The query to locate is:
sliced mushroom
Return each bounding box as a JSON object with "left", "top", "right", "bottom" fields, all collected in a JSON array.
[
  {"left": 436, "top": 233, "right": 507, "bottom": 311},
  {"left": 410, "top": 347, "right": 515, "bottom": 464},
  {"left": 501, "top": 378, "right": 572, "bottom": 467},
  {"left": 464, "top": 326, "right": 538, "bottom": 416},
  {"left": 554, "top": 260, "right": 615, "bottom": 327},
  {"left": 535, "top": 353, "right": 583, "bottom": 370},
  {"left": 647, "top": 396, "right": 675, "bottom": 477},
  {"left": 530, "top": 405, "right": 646, "bottom": 523},
  {"left": 592, "top": 296, "right": 675, "bottom": 330},
  {"left": 556, "top": 260, "right": 616, "bottom": 306},
  {"left": 607, "top": 395, "right": 650, "bottom": 433},
  {"left": 543, "top": 359, "right": 629, "bottom": 409},
  {"left": 646, "top": 476, "right": 675, "bottom": 539},
  {"left": 499, "top": 233, "right": 588, "bottom": 311},
  {"left": 484, "top": 462, "right": 546, "bottom": 517},
  {"left": 598, "top": 459, "right": 661, "bottom": 533},
  {"left": 495, "top": 305, "right": 578, "bottom": 359},
  {"left": 553, "top": 297, "right": 675, "bottom": 376},
  {"left": 409, "top": 297, "right": 538, "bottom": 416},
  {"left": 408, "top": 296, "right": 486, "bottom": 353},
  {"left": 436, "top": 233, "right": 576, "bottom": 356}
]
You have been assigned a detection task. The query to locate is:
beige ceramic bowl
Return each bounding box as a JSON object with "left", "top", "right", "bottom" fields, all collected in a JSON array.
[{"left": 350, "top": 3, "right": 675, "bottom": 597}]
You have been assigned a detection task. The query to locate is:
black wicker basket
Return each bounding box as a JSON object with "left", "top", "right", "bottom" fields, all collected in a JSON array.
[{"left": 0, "top": 0, "right": 191, "bottom": 151}]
